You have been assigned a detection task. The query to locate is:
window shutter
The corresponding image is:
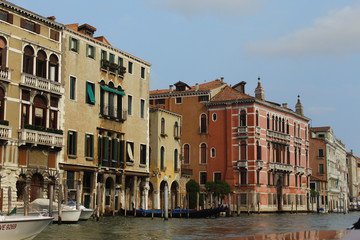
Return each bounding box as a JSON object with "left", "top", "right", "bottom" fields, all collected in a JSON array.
[
  {"left": 20, "top": 18, "right": 26, "bottom": 28},
  {"left": 86, "top": 44, "right": 89, "bottom": 56},
  {"left": 7, "top": 13, "right": 13, "bottom": 24},
  {"left": 55, "top": 31, "right": 59, "bottom": 41},
  {"left": 76, "top": 39, "right": 79, "bottom": 53},
  {"left": 67, "top": 131, "right": 71, "bottom": 155},
  {"left": 104, "top": 137, "right": 109, "bottom": 161},
  {"left": 120, "top": 140, "right": 125, "bottom": 163},
  {"left": 74, "top": 131, "right": 77, "bottom": 155},
  {"left": 98, "top": 136, "right": 102, "bottom": 166},
  {"left": 84, "top": 134, "right": 88, "bottom": 157},
  {"left": 90, "top": 135, "right": 94, "bottom": 157},
  {"left": 93, "top": 46, "right": 96, "bottom": 59},
  {"left": 113, "top": 139, "right": 118, "bottom": 161},
  {"left": 34, "top": 24, "right": 40, "bottom": 34},
  {"left": 69, "top": 37, "right": 72, "bottom": 51}
]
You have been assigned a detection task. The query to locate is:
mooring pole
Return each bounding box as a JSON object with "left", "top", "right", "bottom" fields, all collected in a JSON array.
[{"left": 58, "top": 184, "right": 62, "bottom": 225}]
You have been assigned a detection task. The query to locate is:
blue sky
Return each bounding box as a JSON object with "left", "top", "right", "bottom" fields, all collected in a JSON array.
[{"left": 9, "top": 0, "right": 360, "bottom": 155}]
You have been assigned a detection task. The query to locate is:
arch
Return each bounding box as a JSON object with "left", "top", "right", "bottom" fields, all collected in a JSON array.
[
  {"left": 33, "top": 94, "right": 47, "bottom": 128},
  {"left": 147, "top": 181, "right": 154, "bottom": 209},
  {"left": 294, "top": 122, "right": 297, "bottom": 137},
  {"left": 170, "top": 181, "right": 180, "bottom": 208},
  {"left": 36, "top": 50, "right": 47, "bottom": 78},
  {"left": 211, "top": 147, "right": 216, "bottom": 158},
  {"left": 200, "top": 143, "right": 207, "bottom": 164},
  {"left": 16, "top": 174, "right": 26, "bottom": 201},
  {"left": 108, "top": 81, "right": 115, "bottom": 88},
  {"left": 200, "top": 113, "right": 207, "bottom": 133},
  {"left": 286, "top": 120, "right": 289, "bottom": 134},
  {"left": 0, "top": 36, "right": 7, "bottom": 67},
  {"left": 267, "top": 143, "right": 271, "bottom": 162},
  {"left": 160, "top": 146, "right": 165, "bottom": 170},
  {"left": 282, "top": 118, "right": 285, "bottom": 133},
  {"left": 159, "top": 180, "right": 167, "bottom": 211},
  {"left": 23, "top": 45, "right": 34, "bottom": 74},
  {"left": 267, "top": 114, "right": 270, "bottom": 129},
  {"left": 49, "top": 54, "right": 59, "bottom": 82},
  {"left": 30, "top": 173, "right": 44, "bottom": 202},
  {"left": 183, "top": 144, "right": 190, "bottom": 164},
  {"left": 174, "top": 121, "right": 179, "bottom": 138}
]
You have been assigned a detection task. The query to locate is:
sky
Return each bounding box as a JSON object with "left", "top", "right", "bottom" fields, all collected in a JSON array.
[{"left": 8, "top": 0, "right": 360, "bottom": 155}]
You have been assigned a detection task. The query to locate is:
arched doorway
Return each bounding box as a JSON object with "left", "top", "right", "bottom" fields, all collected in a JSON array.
[
  {"left": 30, "top": 173, "right": 44, "bottom": 202},
  {"left": 16, "top": 174, "right": 26, "bottom": 201},
  {"left": 147, "top": 181, "right": 154, "bottom": 209},
  {"left": 160, "top": 180, "right": 166, "bottom": 211},
  {"left": 105, "top": 177, "right": 113, "bottom": 208},
  {"left": 171, "top": 181, "right": 179, "bottom": 209}
]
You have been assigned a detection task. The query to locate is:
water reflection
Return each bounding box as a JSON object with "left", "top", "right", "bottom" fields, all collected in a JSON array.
[{"left": 35, "top": 212, "right": 360, "bottom": 240}]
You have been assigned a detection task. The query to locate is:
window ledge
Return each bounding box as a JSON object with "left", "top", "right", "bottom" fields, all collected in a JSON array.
[
  {"left": 68, "top": 155, "right": 77, "bottom": 159},
  {"left": 139, "top": 164, "right": 146, "bottom": 168},
  {"left": 86, "top": 157, "right": 94, "bottom": 161},
  {"left": 126, "top": 162, "right": 134, "bottom": 166}
]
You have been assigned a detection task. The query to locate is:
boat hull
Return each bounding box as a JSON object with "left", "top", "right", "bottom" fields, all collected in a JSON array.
[{"left": 0, "top": 215, "right": 53, "bottom": 240}]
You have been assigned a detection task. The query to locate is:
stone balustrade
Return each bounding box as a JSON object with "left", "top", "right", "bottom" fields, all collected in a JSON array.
[
  {"left": 18, "top": 129, "right": 63, "bottom": 148},
  {"left": 0, "top": 124, "right": 11, "bottom": 140},
  {"left": 237, "top": 160, "right": 247, "bottom": 169},
  {"left": 266, "top": 130, "right": 290, "bottom": 141},
  {"left": 268, "top": 162, "right": 293, "bottom": 172},
  {"left": 21, "top": 73, "right": 62, "bottom": 94},
  {"left": 238, "top": 126, "right": 247, "bottom": 134},
  {"left": 295, "top": 166, "right": 305, "bottom": 175}
]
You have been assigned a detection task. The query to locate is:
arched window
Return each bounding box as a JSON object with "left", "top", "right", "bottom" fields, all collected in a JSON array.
[
  {"left": 49, "top": 54, "right": 58, "bottom": 82},
  {"left": 0, "top": 87, "right": 4, "bottom": 121},
  {"left": 240, "top": 110, "right": 246, "bottom": 126},
  {"left": 33, "top": 95, "right": 47, "bottom": 128},
  {"left": 298, "top": 124, "right": 301, "bottom": 138},
  {"left": 160, "top": 146, "right": 165, "bottom": 170},
  {"left": 267, "top": 114, "right": 270, "bottom": 129},
  {"left": 200, "top": 114, "right": 207, "bottom": 133},
  {"left": 240, "top": 141, "right": 247, "bottom": 160},
  {"left": 36, "top": 50, "right": 47, "bottom": 78},
  {"left": 287, "top": 120, "right": 289, "bottom": 134},
  {"left": 211, "top": 148, "right": 216, "bottom": 158},
  {"left": 305, "top": 126, "right": 308, "bottom": 140},
  {"left": 256, "top": 110, "right": 259, "bottom": 126},
  {"left": 183, "top": 144, "right": 190, "bottom": 164},
  {"left": 200, "top": 143, "right": 207, "bottom": 164},
  {"left": 108, "top": 82, "right": 115, "bottom": 117},
  {"left": 212, "top": 113, "right": 217, "bottom": 121},
  {"left": 287, "top": 147, "right": 291, "bottom": 164},
  {"left": 294, "top": 146, "right": 297, "bottom": 166},
  {"left": 298, "top": 148, "right": 301, "bottom": 166},
  {"left": 275, "top": 116, "right": 278, "bottom": 131},
  {"left": 272, "top": 116, "right": 275, "bottom": 130},
  {"left": 267, "top": 143, "right": 271, "bottom": 162},
  {"left": 23, "top": 45, "right": 34, "bottom": 74},
  {"left": 294, "top": 123, "right": 296, "bottom": 137},
  {"left": 0, "top": 37, "right": 7, "bottom": 67},
  {"left": 174, "top": 121, "right": 179, "bottom": 138},
  {"left": 282, "top": 119, "right": 285, "bottom": 133},
  {"left": 174, "top": 149, "right": 178, "bottom": 171},
  {"left": 161, "top": 118, "right": 165, "bottom": 135},
  {"left": 257, "top": 141, "right": 261, "bottom": 160}
]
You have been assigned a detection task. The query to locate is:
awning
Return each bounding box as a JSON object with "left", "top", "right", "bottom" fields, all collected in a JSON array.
[
  {"left": 87, "top": 84, "right": 96, "bottom": 103},
  {"left": 101, "top": 85, "right": 125, "bottom": 96},
  {"left": 127, "top": 143, "right": 134, "bottom": 161}
]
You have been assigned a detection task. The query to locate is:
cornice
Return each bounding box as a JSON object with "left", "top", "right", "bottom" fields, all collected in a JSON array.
[{"left": 150, "top": 90, "right": 210, "bottom": 99}]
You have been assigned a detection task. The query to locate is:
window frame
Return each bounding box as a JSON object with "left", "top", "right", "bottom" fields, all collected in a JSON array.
[
  {"left": 141, "top": 66, "right": 145, "bottom": 79},
  {"left": 85, "top": 81, "right": 95, "bottom": 105},
  {"left": 128, "top": 61, "right": 133, "bottom": 74},
  {"left": 69, "top": 37, "right": 79, "bottom": 53},
  {"left": 128, "top": 95, "right": 133, "bottom": 116},
  {"left": 85, "top": 133, "right": 94, "bottom": 159},
  {"left": 140, "top": 99, "right": 145, "bottom": 119},
  {"left": 67, "top": 130, "right": 77, "bottom": 157},
  {"left": 199, "top": 171, "right": 207, "bottom": 185},
  {"left": 69, "top": 76, "right": 76, "bottom": 100},
  {"left": 86, "top": 44, "right": 95, "bottom": 59}
]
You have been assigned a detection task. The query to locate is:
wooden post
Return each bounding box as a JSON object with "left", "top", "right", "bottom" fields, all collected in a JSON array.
[
  {"left": 0, "top": 188, "right": 3, "bottom": 212},
  {"left": 170, "top": 194, "right": 173, "bottom": 218},
  {"left": 179, "top": 195, "right": 182, "bottom": 217},
  {"left": 237, "top": 194, "right": 240, "bottom": 216},
  {"left": 227, "top": 193, "right": 231, "bottom": 216},
  {"left": 96, "top": 184, "right": 100, "bottom": 221},
  {"left": 24, "top": 187, "right": 29, "bottom": 216},
  {"left": 210, "top": 193, "right": 213, "bottom": 208},
  {"left": 257, "top": 201, "right": 260, "bottom": 214},
  {"left": 64, "top": 183, "right": 68, "bottom": 205},
  {"left": 7, "top": 187, "right": 11, "bottom": 215},
  {"left": 76, "top": 181, "right": 81, "bottom": 210},
  {"left": 196, "top": 192, "right": 199, "bottom": 211},
  {"left": 58, "top": 184, "right": 62, "bottom": 225},
  {"left": 151, "top": 192, "right": 154, "bottom": 219},
  {"left": 49, "top": 184, "right": 54, "bottom": 217},
  {"left": 124, "top": 188, "right": 127, "bottom": 217},
  {"left": 187, "top": 194, "right": 190, "bottom": 218}
]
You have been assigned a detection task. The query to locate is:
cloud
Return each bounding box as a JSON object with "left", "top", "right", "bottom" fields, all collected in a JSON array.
[
  {"left": 146, "top": 0, "right": 264, "bottom": 17},
  {"left": 245, "top": 5, "right": 360, "bottom": 58},
  {"left": 307, "top": 107, "right": 337, "bottom": 116}
]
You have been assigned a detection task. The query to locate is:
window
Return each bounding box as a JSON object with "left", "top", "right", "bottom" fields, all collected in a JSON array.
[
  {"left": 198, "top": 95, "right": 209, "bottom": 102},
  {"left": 240, "top": 110, "right": 246, "bottom": 126},
  {"left": 49, "top": 54, "right": 59, "bottom": 82},
  {"left": 118, "top": 57, "right": 123, "bottom": 66},
  {"left": 0, "top": 87, "right": 5, "bottom": 121},
  {"left": 183, "top": 144, "right": 190, "bottom": 164},
  {"left": 141, "top": 67, "right": 145, "bottom": 79},
  {"left": 109, "top": 53, "right": 115, "bottom": 63},
  {"left": 126, "top": 142, "right": 134, "bottom": 162},
  {"left": 257, "top": 141, "right": 261, "bottom": 160},
  {"left": 50, "top": 29, "right": 59, "bottom": 41},
  {"left": 140, "top": 99, "right": 145, "bottom": 119},
  {"left": 33, "top": 95, "right": 47, "bottom": 128},
  {"left": 267, "top": 114, "right": 270, "bottom": 129},
  {"left": 160, "top": 146, "right": 165, "bottom": 170},
  {"left": 140, "top": 144, "right": 146, "bottom": 165},
  {"left": 174, "top": 122, "right": 179, "bottom": 138},
  {"left": 23, "top": 45, "right": 34, "bottom": 74},
  {"left": 128, "top": 95, "right": 132, "bottom": 116},
  {"left": 174, "top": 149, "right": 179, "bottom": 171},
  {"left": 156, "top": 99, "right": 165, "bottom": 105},
  {"left": 294, "top": 123, "right": 296, "bottom": 137},
  {"left": 67, "top": 131, "right": 77, "bottom": 157},
  {"left": 212, "top": 113, "right": 217, "bottom": 121},
  {"left": 200, "top": 114, "right": 207, "bottom": 133},
  {"left": 36, "top": 50, "right": 47, "bottom": 78},
  {"left": 128, "top": 61, "right": 133, "bottom": 74},
  {"left": 200, "top": 143, "right": 207, "bottom": 164},
  {"left": 161, "top": 118, "right": 165, "bottom": 135},
  {"left": 70, "top": 76, "right": 76, "bottom": 100},
  {"left": 49, "top": 110, "right": 57, "bottom": 129},
  {"left": 86, "top": 82, "right": 95, "bottom": 104},
  {"left": 69, "top": 37, "right": 79, "bottom": 53},
  {"left": 85, "top": 134, "right": 94, "bottom": 158},
  {"left": 0, "top": 10, "right": 12, "bottom": 24},
  {"left": 319, "top": 164, "right": 324, "bottom": 174},
  {"left": 256, "top": 171, "right": 260, "bottom": 185},
  {"left": 240, "top": 141, "right": 247, "bottom": 160},
  {"left": 66, "top": 171, "right": 75, "bottom": 190},
  {"left": 0, "top": 37, "right": 7, "bottom": 67},
  {"left": 101, "top": 50, "right": 107, "bottom": 60},
  {"left": 214, "top": 172, "right": 221, "bottom": 182},
  {"left": 268, "top": 172, "right": 271, "bottom": 185},
  {"left": 21, "top": 19, "right": 39, "bottom": 33},
  {"left": 200, "top": 172, "right": 207, "bottom": 185},
  {"left": 211, "top": 148, "right": 216, "bottom": 158},
  {"left": 87, "top": 44, "right": 95, "bottom": 59},
  {"left": 175, "top": 97, "right": 182, "bottom": 104},
  {"left": 318, "top": 149, "right": 324, "bottom": 157},
  {"left": 240, "top": 170, "right": 247, "bottom": 185},
  {"left": 287, "top": 120, "right": 289, "bottom": 134},
  {"left": 256, "top": 110, "right": 259, "bottom": 126}
]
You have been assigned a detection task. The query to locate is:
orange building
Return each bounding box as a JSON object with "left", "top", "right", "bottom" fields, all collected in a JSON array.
[
  {"left": 149, "top": 79, "right": 226, "bottom": 187},
  {"left": 207, "top": 79, "right": 311, "bottom": 212}
]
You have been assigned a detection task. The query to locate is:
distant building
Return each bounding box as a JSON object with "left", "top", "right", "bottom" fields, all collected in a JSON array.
[
  {"left": 149, "top": 108, "right": 182, "bottom": 210},
  {"left": 207, "top": 78, "right": 311, "bottom": 212},
  {"left": 346, "top": 150, "right": 359, "bottom": 206},
  {"left": 309, "top": 127, "right": 348, "bottom": 212}
]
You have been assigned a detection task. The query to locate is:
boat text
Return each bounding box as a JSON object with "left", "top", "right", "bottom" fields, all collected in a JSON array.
[{"left": 0, "top": 223, "right": 17, "bottom": 231}]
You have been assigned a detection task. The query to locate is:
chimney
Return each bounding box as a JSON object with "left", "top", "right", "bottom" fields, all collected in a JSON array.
[
  {"left": 195, "top": 83, "right": 199, "bottom": 91},
  {"left": 233, "top": 81, "right": 246, "bottom": 94},
  {"left": 295, "top": 95, "right": 304, "bottom": 115},
  {"left": 282, "top": 103, "right": 288, "bottom": 108},
  {"left": 254, "top": 77, "right": 265, "bottom": 101},
  {"left": 220, "top": 77, "right": 224, "bottom": 84},
  {"left": 169, "top": 85, "right": 173, "bottom": 93},
  {"left": 47, "top": 16, "right": 56, "bottom": 21}
]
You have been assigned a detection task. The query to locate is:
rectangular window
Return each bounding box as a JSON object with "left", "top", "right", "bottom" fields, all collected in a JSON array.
[
  {"left": 140, "top": 144, "right": 146, "bottom": 165},
  {"left": 198, "top": 95, "right": 209, "bottom": 102},
  {"left": 140, "top": 99, "right": 145, "bottom": 119},
  {"left": 111, "top": 139, "right": 118, "bottom": 167},
  {"left": 67, "top": 131, "right": 77, "bottom": 157},
  {"left": 66, "top": 171, "right": 75, "bottom": 190},
  {"left": 214, "top": 172, "right": 221, "bottom": 182},
  {"left": 128, "top": 61, "right": 133, "bottom": 74},
  {"left": 200, "top": 172, "right": 207, "bottom": 185},
  {"left": 126, "top": 141, "right": 134, "bottom": 162},
  {"left": 176, "top": 97, "right": 182, "bottom": 104},
  {"left": 318, "top": 149, "right": 324, "bottom": 157},
  {"left": 70, "top": 76, "right": 76, "bottom": 100},
  {"left": 240, "top": 170, "right": 247, "bottom": 185},
  {"left": 0, "top": 10, "right": 7, "bottom": 22},
  {"left": 241, "top": 193, "right": 247, "bottom": 205},
  {"left": 49, "top": 110, "right": 57, "bottom": 129},
  {"left": 319, "top": 164, "right": 324, "bottom": 174},
  {"left": 85, "top": 134, "right": 94, "bottom": 158},
  {"left": 50, "top": 29, "right": 59, "bottom": 41},
  {"left": 118, "top": 57, "right": 123, "bottom": 66},
  {"left": 156, "top": 99, "right": 165, "bottom": 105},
  {"left": 87, "top": 44, "right": 95, "bottom": 59},
  {"left": 101, "top": 50, "right": 107, "bottom": 60},
  {"left": 141, "top": 67, "right": 145, "bottom": 79},
  {"left": 128, "top": 95, "right": 132, "bottom": 116},
  {"left": 86, "top": 82, "right": 95, "bottom": 104},
  {"left": 109, "top": 53, "right": 115, "bottom": 63},
  {"left": 69, "top": 37, "right": 79, "bottom": 53}
]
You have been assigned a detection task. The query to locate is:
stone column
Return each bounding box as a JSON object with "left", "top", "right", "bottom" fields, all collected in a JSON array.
[{"left": 120, "top": 175, "right": 125, "bottom": 210}]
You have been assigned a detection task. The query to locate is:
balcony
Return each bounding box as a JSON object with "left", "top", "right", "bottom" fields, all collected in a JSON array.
[
  {"left": 306, "top": 168, "right": 312, "bottom": 176},
  {"left": 305, "top": 140, "right": 309, "bottom": 146},
  {"left": 255, "top": 126, "right": 261, "bottom": 135},
  {"left": 0, "top": 123, "right": 11, "bottom": 141},
  {"left": 21, "top": 73, "right": 62, "bottom": 94},
  {"left": 100, "top": 60, "right": 126, "bottom": 77},
  {"left": 295, "top": 166, "right": 305, "bottom": 175},
  {"left": 268, "top": 162, "right": 293, "bottom": 172},
  {"left": 266, "top": 130, "right": 290, "bottom": 141},
  {"left": 18, "top": 128, "right": 64, "bottom": 148},
  {"left": 329, "top": 172, "right": 340, "bottom": 180},
  {"left": 0, "top": 67, "right": 11, "bottom": 82},
  {"left": 181, "top": 168, "right": 193, "bottom": 177},
  {"left": 237, "top": 160, "right": 247, "bottom": 169},
  {"left": 256, "top": 160, "right": 264, "bottom": 170},
  {"left": 329, "top": 187, "right": 340, "bottom": 193},
  {"left": 238, "top": 126, "right": 247, "bottom": 135},
  {"left": 100, "top": 106, "right": 127, "bottom": 121},
  {"left": 294, "top": 137, "right": 302, "bottom": 144}
]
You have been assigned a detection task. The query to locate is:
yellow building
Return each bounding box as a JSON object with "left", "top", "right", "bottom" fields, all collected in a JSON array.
[
  {"left": 149, "top": 108, "right": 182, "bottom": 209},
  {"left": 60, "top": 23, "right": 151, "bottom": 213},
  {"left": 0, "top": 1, "right": 64, "bottom": 212}
]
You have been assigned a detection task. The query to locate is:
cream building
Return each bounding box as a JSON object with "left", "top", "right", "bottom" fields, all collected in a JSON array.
[
  {"left": 149, "top": 108, "right": 182, "bottom": 210},
  {"left": 346, "top": 150, "right": 359, "bottom": 206},
  {"left": 0, "top": 1, "right": 64, "bottom": 212}
]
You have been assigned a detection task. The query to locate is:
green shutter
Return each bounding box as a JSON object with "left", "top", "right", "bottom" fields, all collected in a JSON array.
[
  {"left": 93, "top": 46, "right": 96, "bottom": 59},
  {"left": 74, "top": 131, "right": 77, "bottom": 155},
  {"left": 120, "top": 140, "right": 125, "bottom": 163},
  {"left": 104, "top": 137, "right": 109, "bottom": 161},
  {"left": 113, "top": 139, "right": 118, "bottom": 161},
  {"left": 87, "top": 83, "right": 96, "bottom": 104},
  {"left": 76, "top": 39, "right": 79, "bottom": 53},
  {"left": 85, "top": 134, "right": 88, "bottom": 157},
  {"left": 67, "top": 131, "right": 71, "bottom": 155},
  {"left": 86, "top": 44, "right": 89, "bottom": 57},
  {"left": 69, "top": 37, "right": 72, "bottom": 51},
  {"left": 90, "top": 135, "right": 94, "bottom": 158}
]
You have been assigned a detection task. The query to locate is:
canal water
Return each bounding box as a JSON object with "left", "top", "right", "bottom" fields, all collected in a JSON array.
[{"left": 35, "top": 212, "right": 360, "bottom": 240}]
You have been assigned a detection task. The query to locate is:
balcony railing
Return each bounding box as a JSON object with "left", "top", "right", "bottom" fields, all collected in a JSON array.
[
  {"left": 329, "top": 172, "right": 339, "bottom": 180},
  {"left": 100, "top": 60, "right": 126, "bottom": 77},
  {"left": 238, "top": 126, "right": 247, "bottom": 135},
  {"left": 268, "top": 162, "right": 293, "bottom": 172},
  {"left": 21, "top": 73, "right": 62, "bottom": 94},
  {"left": 0, "top": 68, "right": 10, "bottom": 82},
  {"left": 255, "top": 126, "right": 261, "bottom": 135},
  {"left": 256, "top": 160, "right": 264, "bottom": 170},
  {"left": 266, "top": 130, "right": 290, "bottom": 141},
  {"left": 295, "top": 166, "right": 305, "bottom": 175},
  {"left": 18, "top": 128, "right": 64, "bottom": 148},
  {"left": 237, "top": 160, "right": 247, "bottom": 169},
  {"left": 294, "top": 137, "right": 302, "bottom": 144},
  {"left": 100, "top": 106, "right": 127, "bottom": 121},
  {"left": 0, "top": 124, "right": 11, "bottom": 141},
  {"left": 305, "top": 140, "right": 309, "bottom": 146},
  {"left": 306, "top": 168, "right": 312, "bottom": 176}
]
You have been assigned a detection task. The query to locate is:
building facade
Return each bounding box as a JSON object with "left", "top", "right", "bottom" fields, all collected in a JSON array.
[
  {"left": 346, "top": 150, "right": 358, "bottom": 206},
  {"left": 0, "top": 1, "right": 64, "bottom": 212},
  {"left": 149, "top": 108, "right": 182, "bottom": 210},
  {"left": 207, "top": 79, "right": 311, "bottom": 212}
]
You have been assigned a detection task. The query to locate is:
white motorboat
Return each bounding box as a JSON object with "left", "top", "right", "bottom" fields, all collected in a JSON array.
[
  {"left": 0, "top": 214, "right": 53, "bottom": 240},
  {"left": 15, "top": 198, "right": 81, "bottom": 223},
  {"left": 66, "top": 199, "right": 94, "bottom": 221}
]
